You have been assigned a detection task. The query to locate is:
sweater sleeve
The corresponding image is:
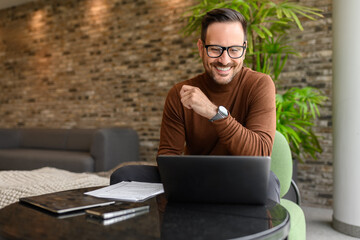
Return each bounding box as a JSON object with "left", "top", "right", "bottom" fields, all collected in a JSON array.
[
  {"left": 157, "top": 85, "right": 185, "bottom": 156},
  {"left": 212, "top": 75, "right": 276, "bottom": 156}
]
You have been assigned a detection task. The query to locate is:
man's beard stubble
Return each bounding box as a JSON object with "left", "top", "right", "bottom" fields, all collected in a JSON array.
[{"left": 208, "top": 62, "right": 239, "bottom": 85}]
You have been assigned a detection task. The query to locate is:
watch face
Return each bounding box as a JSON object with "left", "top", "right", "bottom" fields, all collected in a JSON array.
[
  {"left": 210, "top": 106, "right": 228, "bottom": 122},
  {"left": 219, "top": 106, "right": 228, "bottom": 116}
]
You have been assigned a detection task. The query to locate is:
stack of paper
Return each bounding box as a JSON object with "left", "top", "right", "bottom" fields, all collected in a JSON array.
[{"left": 84, "top": 181, "right": 164, "bottom": 202}]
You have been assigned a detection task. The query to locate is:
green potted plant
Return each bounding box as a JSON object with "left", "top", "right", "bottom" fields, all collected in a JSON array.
[{"left": 182, "top": 0, "right": 326, "bottom": 162}]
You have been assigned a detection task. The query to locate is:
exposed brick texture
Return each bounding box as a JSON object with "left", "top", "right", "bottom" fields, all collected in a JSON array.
[
  {"left": 0, "top": 0, "right": 203, "bottom": 164},
  {"left": 279, "top": 0, "right": 333, "bottom": 207},
  {"left": 0, "top": 0, "right": 332, "bottom": 207}
]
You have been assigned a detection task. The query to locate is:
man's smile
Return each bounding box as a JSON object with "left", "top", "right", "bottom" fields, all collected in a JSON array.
[
  {"left": 216, "top": 66, "right": 231, "bottom": 71},
  {"left": 213, "top": 63, "right": 234, "bottom": 76}
]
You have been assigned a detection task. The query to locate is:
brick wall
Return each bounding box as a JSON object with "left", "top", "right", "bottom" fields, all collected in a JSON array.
[
  {"left": 279, "top": 0, "right": 333, "bottom": 207},
  {"left": 0, "top": 0, "right": 333, "bottom": 207},
  {"left": 0, "top": 0, "right": 203, "bottom": 163}
]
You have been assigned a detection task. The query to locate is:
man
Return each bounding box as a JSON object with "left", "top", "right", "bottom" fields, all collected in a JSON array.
[
  {"left": 157, "top": 7, "right": 279, "bottom": 202},
  {"left": 111, "top": 8, "right": 279, "bottom": 203},
  {"left": 158, "top": 8, "right": 275, "bottom": 157}
]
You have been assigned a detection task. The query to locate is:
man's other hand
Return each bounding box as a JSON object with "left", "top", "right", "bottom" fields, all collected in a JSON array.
[{"left": 180, "top": 85, "right": 218, "bottom": 120}]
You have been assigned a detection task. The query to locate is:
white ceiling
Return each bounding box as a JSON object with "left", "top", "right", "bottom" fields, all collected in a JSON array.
[{"left": 0, "top": 0, "right": 34, "bottom": 10}]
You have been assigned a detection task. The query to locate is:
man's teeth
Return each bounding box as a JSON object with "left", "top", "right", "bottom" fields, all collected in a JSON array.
[{"left": 216, "top": 66, "right": 231, "bottom": 71}]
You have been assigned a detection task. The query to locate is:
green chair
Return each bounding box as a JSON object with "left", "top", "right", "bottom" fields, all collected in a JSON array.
[{"left": 271, "top": 131, "right": 306, "bottom": 240}]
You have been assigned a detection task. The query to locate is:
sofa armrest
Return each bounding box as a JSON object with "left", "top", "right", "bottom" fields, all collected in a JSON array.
[
  {"left": 0, "top": 129, "right": 20, "bottom": 149},
  {"left": 90, "top": 127, "right": 140, "bottom": 172}
]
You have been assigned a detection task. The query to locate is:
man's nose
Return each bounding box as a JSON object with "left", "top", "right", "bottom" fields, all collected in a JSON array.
[{"left": 218, "top": 50, "right": 232, "bottom": 65}]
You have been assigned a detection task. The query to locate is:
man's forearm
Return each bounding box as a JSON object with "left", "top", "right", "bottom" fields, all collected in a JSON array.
[{"left": 211, "top": 114, "right": 275, "bottom": 156}]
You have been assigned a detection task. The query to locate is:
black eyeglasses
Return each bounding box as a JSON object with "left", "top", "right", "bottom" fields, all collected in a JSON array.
[{"left": 204, "top": 42, "right": 246, "bottom": 59}]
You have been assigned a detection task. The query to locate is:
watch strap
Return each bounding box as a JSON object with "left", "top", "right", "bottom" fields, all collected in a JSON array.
[{"left": 209, "top": 106, "right": 228, "bottom": 122}]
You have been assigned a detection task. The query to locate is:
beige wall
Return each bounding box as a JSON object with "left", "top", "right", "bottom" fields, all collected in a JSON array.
[{"left": 0, "top": 0, "right": 333, "bottom": 207}]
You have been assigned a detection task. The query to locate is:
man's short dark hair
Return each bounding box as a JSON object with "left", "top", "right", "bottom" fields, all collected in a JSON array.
[{"left": 201, "top": 8, "right": 247, "bottom": 43}]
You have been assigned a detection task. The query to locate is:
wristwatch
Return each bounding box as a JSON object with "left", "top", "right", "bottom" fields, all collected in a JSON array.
[{"left": 209, "top": 106, "right": 228, "bottom": 122}]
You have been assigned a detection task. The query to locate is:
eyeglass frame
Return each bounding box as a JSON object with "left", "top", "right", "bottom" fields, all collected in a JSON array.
[{"left": 204, "top": 42, "right": 247, "bottom": 59}]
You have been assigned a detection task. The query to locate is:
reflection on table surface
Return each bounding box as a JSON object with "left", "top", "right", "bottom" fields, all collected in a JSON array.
[{"left": 161, "top": 200, "right": 288, "bottom": 240}]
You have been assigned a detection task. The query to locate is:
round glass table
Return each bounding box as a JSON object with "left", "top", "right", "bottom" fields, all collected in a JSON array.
[{"left": 0, "top": 188, "right": 289, "bottom": 240}]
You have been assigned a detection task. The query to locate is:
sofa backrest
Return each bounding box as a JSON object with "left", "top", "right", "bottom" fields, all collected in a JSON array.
[
  {"left": 17, "top": 128, "right": 96, "bottom": 151},
  {"left": 20, "top": 129, "right": 67, "bottom": 150},
  {"left": 0, "top": 129, "right": 20, "bottom": 149},
  {"left": 66, "top": 129, "right": 96, "bottom": 151}
]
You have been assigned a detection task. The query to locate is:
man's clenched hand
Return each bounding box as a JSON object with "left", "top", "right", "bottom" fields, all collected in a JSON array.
[{"left": 180, "top": 85, "right": 218, "bottom": 120}]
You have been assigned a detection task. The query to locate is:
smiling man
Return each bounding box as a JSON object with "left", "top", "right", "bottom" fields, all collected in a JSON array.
[
  {"left": 157, "top": 8, "right": 279, "bottom": 202},
  {"left": 158, "top": 8, "right": 276, "bottom": 157},
  {"left": 111, "top": 8, "right": 279, "bottom": 203}
]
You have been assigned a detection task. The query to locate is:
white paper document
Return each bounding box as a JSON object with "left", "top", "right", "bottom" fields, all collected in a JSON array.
[{"left": 84, "top": 181, "right": 164, "bottom": 202}]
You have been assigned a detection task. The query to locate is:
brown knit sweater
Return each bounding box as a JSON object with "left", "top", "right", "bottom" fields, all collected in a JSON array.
[{"left": 158, "top": 67, "right": 276, "bottom": 156}]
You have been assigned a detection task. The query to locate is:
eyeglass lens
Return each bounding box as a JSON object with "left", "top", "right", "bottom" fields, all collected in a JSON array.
[{"left": 206, "top": 46, "right": 245, "bottom": 59}]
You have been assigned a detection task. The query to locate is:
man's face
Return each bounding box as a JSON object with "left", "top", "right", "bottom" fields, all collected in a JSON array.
[{"left": 198, "top": 22, "right": 246, "bottom": 85}]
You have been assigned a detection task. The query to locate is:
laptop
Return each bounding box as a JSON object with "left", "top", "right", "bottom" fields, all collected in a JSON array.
[
  {"left": 19, "top": 187, "right": 115, "bottom": 214},
  {"left": 157, "top": 155, "right": 271, "bottom": 205}
]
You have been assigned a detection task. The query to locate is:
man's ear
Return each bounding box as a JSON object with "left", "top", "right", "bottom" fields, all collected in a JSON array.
[{"left": 197, "top": 39, "right": 204, "bottom": 58}]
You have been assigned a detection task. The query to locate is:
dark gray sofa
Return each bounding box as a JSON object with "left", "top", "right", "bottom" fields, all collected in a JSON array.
[{"left": 0, "top": 127, "right": 139, "bottom": 173}]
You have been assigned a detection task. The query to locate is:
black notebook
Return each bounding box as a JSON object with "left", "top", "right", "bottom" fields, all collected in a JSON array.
[{"left": 19, "top": 187, "right": 115, "bottom": 214}]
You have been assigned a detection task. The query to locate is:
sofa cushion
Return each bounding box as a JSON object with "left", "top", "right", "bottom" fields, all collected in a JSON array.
[
  {"left": 0, "top": 149, "right": 94, "bottom": 172},
  {"left": 19, "top": 129, "right": 67, "bottom": 150}
]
